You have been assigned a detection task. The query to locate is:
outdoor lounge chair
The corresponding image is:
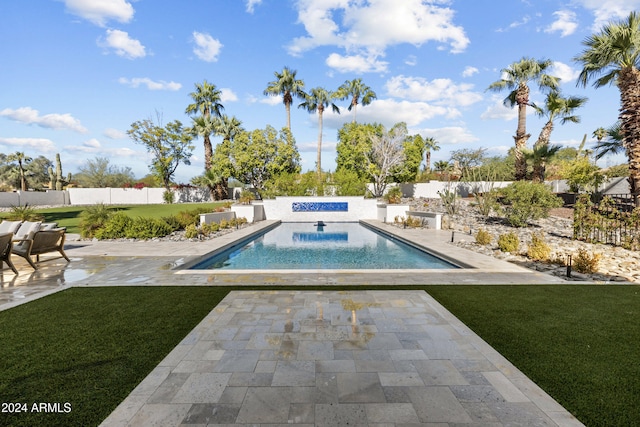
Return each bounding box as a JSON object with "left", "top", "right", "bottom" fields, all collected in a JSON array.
[
  {"left": 12, "top": 228, "right": 70, "bottom": 270},
  {"left": 0, "top": 232, "right": 18, "bottom": 275},
  {"left": 0, "top": 220, "right": 22, "bottom": 234}
]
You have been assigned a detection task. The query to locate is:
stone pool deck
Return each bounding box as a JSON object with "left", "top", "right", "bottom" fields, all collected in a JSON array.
[{"left": 0, "top": 221, "right": 583, "bottom": 426}]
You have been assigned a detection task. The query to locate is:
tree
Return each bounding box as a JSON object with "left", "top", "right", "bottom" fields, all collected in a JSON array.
[
  {"left": 7, "top": 152, "right": 33, "bottom": 191},
  {"left": 336, "top": 78, "right": 377, "bottom": 123},
  {"left": 185, "top": 80, "right": 224, "bottom": 171},
  {"left": 298, "top": 87, "right": 340, "bottom": 175},
  {"left": 263, "top": 67, "right": 305, "bottom": 131},
  {"left": 530, "top": 90, "right": 587, "bottom": 181},
  {"left": 576, "top": 12, "right": 640, "bottom": 201},
  {"left": 487, "top": 57, "right": 560, "bottom": 180},
  {"left": 336, "top": 122, "right": 384, "bottom": 180},
  {"left": 127, "top": 116, "right": 194, "bottom": 190},
  {"left": 222, "top": 125, "right": 300, "bottom": 195},
  {"left": 594, "top": 122, "right": 623, "bottom": 160},
  {"left": 75, "top": 157, "right": 135, "bottom": 187},
  {"left": 392, "top": 133, "right": 424, "bottom": 183},
  {"left": 422, "top": 137, "right": 440, "bottom": 172},
  {"left": 210, "top": 114, "right": 244, "bottom": 200},
  {"left": 368, "top": 123, "right": 408, "bottom": 197}
]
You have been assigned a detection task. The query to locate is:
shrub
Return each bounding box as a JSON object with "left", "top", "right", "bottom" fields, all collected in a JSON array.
[
  {"left": 163, "top": 190, "right": 175, "bottom": 204},
  {"left": 236, "top": 217, "right": 248, "bottom": 225},
  {"left": 438, "top": 187, "right": 458, "bottom": 215},
  {"left": 161, "top": 215, "right": 182, "bottom": 232},
  {"left": 184, "top": 223, "right": 198, "bottom": 239},
  {"left": 173, "top": 208, "right": 211, "bottom": 229},
  {"left": 238, "top": 190, "right": 254, "bottom": 205},
  {"left": 573, "top": 248, "right": 601, "bottom": 274},
  {"left": 124, "top": 217, "right": 173, "bottom": 239},
  {"left": 200, "top": 222, "right": 212, "bottom": 236},
  {"left": 219, "top": 219, "right": 229, "bottom": 229},
  {"left": 499, "top": 181, "right": 563, "bottom": 227},
  {"left": 5, "top": 204, "right": 44, "bottom": 222},
  {"left": 384, "top": 186, "right": 402, "bottom": 204},
  {"left": 497, "top": 232, "right": 520, "bottom": 253},
  {"left": 79, "top": 203, "right": 112, "bottom": 238},
  {"left": 475, "top": 228, "right": 492, "bottom": 245},
  {"left": 526, "top": 231, "right": 551, "bottom": 261},
  {"left": 94, "top": 212, "right": 132, "bottom": 239},
  {"left": 208, "top": 221, "right": 220, "bottom": 232}
]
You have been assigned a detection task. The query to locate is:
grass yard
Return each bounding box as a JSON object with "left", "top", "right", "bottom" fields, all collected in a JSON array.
[
  {"left": 0, "top": 285, "right": 638, "bottom": 426},
  {"left": 26, "top": 203, "right": 225, "bottom": 234}
]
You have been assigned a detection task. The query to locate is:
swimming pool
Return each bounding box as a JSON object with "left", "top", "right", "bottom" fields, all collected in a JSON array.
[{"left": 189, "top": 222, "right": 459, "bottom": 270}]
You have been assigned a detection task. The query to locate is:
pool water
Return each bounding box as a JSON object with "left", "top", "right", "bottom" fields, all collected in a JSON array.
[{"left": 191, "top": 222, "right": 458, "bottom": 270}]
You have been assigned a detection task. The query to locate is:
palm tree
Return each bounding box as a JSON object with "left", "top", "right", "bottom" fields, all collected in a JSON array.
[
  {"left": 210, "top": 115, "right": 243, "bottom": 200},
  {"left": 593, "top": 127, "right": 607, "bottom": 144},
  {"left": 422, "top": 137, "right": 440, "bottom": 172},
  {"left": 576, "top": 12, "right": 640, "bottom": 200},
  {"left": 7, "top": 152, "right": 32, "bottom": 191},
  {"left": 185, "top": 80, "right": 224, "bottom": 171},
  {"left": 298, "top": 87, "right": 340, "bottom": 175},
  {"left": 594, "top": 122, "right": 623, "bottom": 161},
  {"left": 336, "top": 78, "right": 377, "bottom": 123},
  {"left": 487, "top": 57, "right": 560, "bottom": 180},
  {"left": 530, "top": 91, "right": 587, "bottom": 181},
  {"left": 263, "top": 67, "right": 305, "bottom": 131}
]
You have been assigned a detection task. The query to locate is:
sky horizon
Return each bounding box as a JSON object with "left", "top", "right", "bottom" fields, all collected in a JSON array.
[{"left": 1, "top": 0, "right": 638, "bottom": 185}]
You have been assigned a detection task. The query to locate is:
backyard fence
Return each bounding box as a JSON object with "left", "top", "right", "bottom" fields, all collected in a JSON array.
[{"left": 573, "top": 193, "right": 640, "bottom": 250}]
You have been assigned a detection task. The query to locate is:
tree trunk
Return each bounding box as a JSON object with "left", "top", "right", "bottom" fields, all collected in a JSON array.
[
  {"left": 317, "top": 107, "right": 324, "bottom": 176},
  {"left": 214, "top": 178, "right": 229, "bottom": 200},
  {"left": 425, "top": 150, "right": 431, "bottom": 172},
  {"left": 618, "top": 67, "right": 640, "bottom": 205},
  {"left": 514, "top": 85, "right": 531, "bottom": 181},
  {"left": 203, "top": 134, "right": 213, "bottom": 171},
  {"left": 532, "top": 121, "right": 554, "bottom": 182},
  {"left": 285, "top": 102, "right": 291, "bottom": 130},
  {"left": 351, "top": 98, "right": 358, "bottom": 123}
]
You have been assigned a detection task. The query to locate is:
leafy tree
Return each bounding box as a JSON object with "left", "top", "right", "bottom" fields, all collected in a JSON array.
[
  {"left": 336, "top": 122, "right": 384, "bottom": 179},
  {"left": 223, "top": 125, "right": 300, "bottom": 195},
  {"left": 576, "top": 12, "right": 640, "bottom": 200},
  {"left": 210, "top": 115, "right": 244, "bottom": 200},
  {"left": 450, "top": 147, "right": 487, "bottom": 176},
  {"left": 185, "top": 80, "right": 224, "bottom": 171},
  {"left": 475, "top": 155, "right": 515, "bottom": 181},
  {"left": 368, "top": 122, "right": 408, "bottom": 197},
  {"left": 127, "top": 116, "right": 194, "bottom": 190},
  {"left": 331, "top": 168, "right": 367, "bottom": 196},
  {"left": 487, "top": 57, "right": 560, "bottom": 180},
  {"left": 6, "top": 152, "right": 32, "bottom": 191},
  {"left": 391, "top": 133, "right": 424, "bottom": 183},
  {"left": 263, "top": 67, "right": 305, "bottom": 131},
  {"left": 336, "top": 78, "right": 377, "bottom": 123},
  {"left": 298, "top": 87, "right": 340, "bottom": 175},
  {"left": 531, "top": 90, "right": 587, "bottom": 181},
  {"left": 560, "top": 156, "right": 605, "bottom": 193},
  {"left": 74, "top": 157, "right": 135, "bottom": 188},
  {"left": 433, "top": 160, "right": 451, "bottom": 173}
]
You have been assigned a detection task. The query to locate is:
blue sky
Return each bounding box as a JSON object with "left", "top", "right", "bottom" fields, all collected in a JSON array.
[{"left": 1, "top": 0, "right": 638, "bottom": 184}]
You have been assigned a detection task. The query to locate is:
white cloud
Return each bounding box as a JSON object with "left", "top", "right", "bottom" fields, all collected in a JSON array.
[
  {"left": 413, "top": 126, "right": 479, "bottom": 145},
  {"left": 405, "top": 55, "right": 417, "bottom": 66},
  {"left": 103, "top": 128, "right": 127, "bottom": 139},
  {"left": 550, "top": 61, "right": 580, "bottom": 83},
  {"left": 348, "top": 98, "right": 452, "bottom": 127},
  {"left": 288, "top": 0, "right": 469, "bottom": 67},
  {"left": 245, "top": 0, "right": 262, "bottom": 13},
  {"left": 326, "top": 52, "right": 388, "bottom": 73},
  {"left": 462, "top": 66, "right": 479, "bottom": 78},
  {"left": 83, "top": 138, "right": 101, "bottom": 148},
  {"left": 261, "top": 95, "right": 283, "bottom": 106},
  {"left": 575, "top": 0, "right": 640, "bottom": 29},
  {"left": 220, "top": 88, "right": 238, "bottom": 102},
  {"left": 100, "top": 29, "right": 146, "bottom": 59},
  {"left": 0, "top": 107, "right": 88, "bottom": 133},
  {"left": 118, "top": 77, "right": 182, "bottom": 91},
  {"left": 64, "top": 0, "right": 134, "bottom": 27},
  {"left": 480, "top": 97, "right": 518, "bottom": 121},
  {"left": 0, "top": 137, "right": 56, "bottom": 152},
  {"left": 385, "top": 75, "right": 483, "bottom": 107},
  {"left": 545, "top": 10, "right": 578, "bottom": 37},
  {"left": 497, "top": 15, "right": 531, "bottom": 32},
  {"left": 69, "top": 139, "right": 137, "bottom": 156},
  {"left": 192, "top": 31, "right": 223, "bottom": 62}
]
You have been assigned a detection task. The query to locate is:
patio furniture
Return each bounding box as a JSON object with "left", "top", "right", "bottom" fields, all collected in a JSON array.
[
  {"left": 0, "top": 232, "right": 18, "bottom": 275},
  {"left": 12, "top": 228, "right": 70, "bottom": 270},
  {"left": 0, "top": 220, "right": 22, "bottom": 234}
]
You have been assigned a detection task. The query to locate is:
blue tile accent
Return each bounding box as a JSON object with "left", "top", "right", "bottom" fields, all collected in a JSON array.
[
  {"left": 291, "top": 202, "right": 348, "bottom": 212},
  {"left": 292, "top": 232, "right": 349, "bottom": 242}
]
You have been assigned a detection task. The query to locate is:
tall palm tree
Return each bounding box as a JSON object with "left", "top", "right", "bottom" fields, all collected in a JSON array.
[
  {"left": 185, "top": 80, "right": 224, "bottom": 171},
  {"left": 487, "top": 57, "right": 560, "bottom": 180},
  {"left": 593, "top": 127, "right": 607, "bottom": 144},
  {"left": 594, "top": 122, "right": 623, "bottom": 160},
  {"left": 336, "top": 78, "right": 377, "bottom": 123},
  {"left": 530, "top": 91, "right": 587, "bottom": 181},
  {"left": 211, "top": 115, "right": 243, "bottom": 200},
  {"left": 263, "top": 67, "right": 305, "bottom": 131},
  {"left": 7, "top": 151, "right": 32, "bottom": 191},
  {"left": 575, "top": 12, "right": 640, "bottom": 200},
  {"left": 298, "top": 87, "right": 340, "bottom": 175},
  {"left": 422, "top": 137, "right": 440, "bottom": 172}
]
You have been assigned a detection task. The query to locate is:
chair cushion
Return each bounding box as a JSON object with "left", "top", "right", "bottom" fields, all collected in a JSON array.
[
  {"left": 0, "top": 220, "right": 22, "bottom": 234},
  {"left": 40, "top": 222, "right": 58, "bottom": 231},
  {"left": 14, "top": 221, "right": 42, "bottom": 250}
]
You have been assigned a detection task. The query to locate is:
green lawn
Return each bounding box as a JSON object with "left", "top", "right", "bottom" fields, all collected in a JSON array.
[
  {"left": 1, "top": 285, "right": 638, "bottom": 426},
  {"left": 19, "top": 203, "right": 225, "bottom": 234}
]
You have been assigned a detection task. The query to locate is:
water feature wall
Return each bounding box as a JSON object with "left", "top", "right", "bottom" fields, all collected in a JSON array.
[{"left": 261, "top": 197, "right": 379, "bottom": 222}]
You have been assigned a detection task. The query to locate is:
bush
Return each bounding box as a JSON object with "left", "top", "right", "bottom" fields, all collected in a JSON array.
[
  {"left": 219, "top": 219, "right": 229, "bottom": 229},
  {"left": 526, "top": 231, "right": 551, "bottom": 261},
  {"left": 79, "top": 203, "right": 112, "bottom": 238},
  {"left": 497, "top": 232, "right": 520, "bottom": 253},
  {"left": 5, "top": 204, "right": 44, "bottom": 222},
  {"left": 573, "top": 248, "right": 601, "bottom": 273},
  {"left": 499, "top": 181, "right": 563, "bottom": 227},
  {"left": 238, "top": 190, "right": 254, "bottom": 205},
  {"left": 163, "top": 190, "right": 175, "bottom": 204},
  {"left": 475, "top": 228, "right": 492, "bottom": 245},
  {"left": 208, "top": 222, "right": 220, "bottom": 232},
  {"left": 333, "top": 168, "right": 367, "bottom": 196},
  {"left": 124, "top": 217, "right": 173, "bottom": 239},
  {"left": 384, "top": 186, "right": 402, "bottom": 204},
  {"left": 94, "top": 212, "right": 132, "bottom": 239},
  {"left": 161, "top": 215, "right": 182, "bottom": 232},
  {"left": 184, "top": 223, "right": 198, "bottom": 239},
  {"left": 173, "top": 207, "right": 211, "bottom": 229}
]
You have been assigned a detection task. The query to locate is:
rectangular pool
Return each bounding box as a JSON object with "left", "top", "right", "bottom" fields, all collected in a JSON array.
[{"left": 189, "top": 222, "right": 459, "bottom": 270}]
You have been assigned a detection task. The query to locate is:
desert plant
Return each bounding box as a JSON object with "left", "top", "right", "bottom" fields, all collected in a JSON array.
[
  {"left": 238, "top": 190, "right": 254, "bottom": 205},
  {"left": 475, "top": 228, "right": 492, "bottom": 245},
  {"left": 497, "top": 232, "right": 520, "bottom": 253},
  {"left": 384, "top": 186, "right": 402, "bottom": 204},
  {"left": 208, "top": 221, "right": 220, "bottom": 232},
  {"left": 79, "top": 203, "right": 112, "bottom": 238},
  {"left": 94, "top": 212, "right": 132, "bottom": 239},
  {"left": 526, "top": 231, "right": 551, "bottom": 261},
  {"left": 184, "top": 223, "right": 199, "bottom": 239},
  {"left": 573, "top": 248, "right": 601, "bottom": 273},
  {"left": 5, "top": 204, "right": 44, "bottom": 222},
  {"left": 200, "top": 222, "right": 212, "bottom": 236},
  {"left": 219, "top": 219, "right": 229, "bottom": 229},
  {"left": 438, "top": 187, "right": 458, "bottom": 215},
  {"left": 499, "top": 181, "right": 563, "bottom": 227}
]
